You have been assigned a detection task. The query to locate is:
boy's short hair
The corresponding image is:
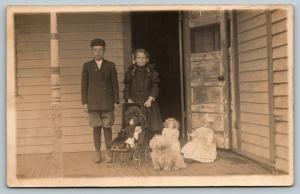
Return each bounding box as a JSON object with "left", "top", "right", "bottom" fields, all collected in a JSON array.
[{"left": 90, "top": 38, "right": 106, "bottom": 48}]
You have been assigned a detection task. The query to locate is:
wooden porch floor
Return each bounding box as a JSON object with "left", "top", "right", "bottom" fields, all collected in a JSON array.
[{"left": 17, "top": 149, "right": 271, "bottom": 178}]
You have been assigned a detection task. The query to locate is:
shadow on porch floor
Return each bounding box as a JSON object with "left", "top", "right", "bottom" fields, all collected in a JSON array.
[{"left": 17, "top": 149, "right": 272, "bottom": 178}]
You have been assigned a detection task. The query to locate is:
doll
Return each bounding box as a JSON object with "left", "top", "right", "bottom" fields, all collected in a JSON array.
[
  {"left": 181, "top": 127, "right": 217, "bottom": 163},
  {"left": 161, "top": 118, "right": 181, "bottom": 152},
  {"left": 125, "top": 126, "right": 143, "bottom": 148},
  {"left": 153, "top": 118, "right": 186, "bottom": 169},
  {"left": 181, "top": 114, "right": 217, "bottom": 163},
  {"left": 111, "top": 116, "right": 138, "bottom": 149}
]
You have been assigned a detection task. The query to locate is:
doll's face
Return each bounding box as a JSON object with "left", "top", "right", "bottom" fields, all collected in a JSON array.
[
  {"left": 135, "top": 126, "right": 142, "bottom": 133},
  {"left": 168, "top": 120, "right": 176, "bottom": 128},
  {"left": 129, "top": 118, "right": 134, "bottom": 126},
  {"left": 135, "top": 52, "right": 148, "bottom": 66}
]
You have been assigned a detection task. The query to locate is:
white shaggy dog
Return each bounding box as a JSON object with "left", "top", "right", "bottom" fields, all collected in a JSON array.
[{"left": 149, "top": 135, "right": 186, "bottom": 171}]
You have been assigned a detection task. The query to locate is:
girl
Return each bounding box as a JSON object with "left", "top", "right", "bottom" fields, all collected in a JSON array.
[{"left": 124, "top": 49, "right": 162, "bottom": 139}]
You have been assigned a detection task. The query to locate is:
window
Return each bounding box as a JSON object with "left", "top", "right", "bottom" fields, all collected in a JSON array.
[{"left": 191, "top": 23, "right": 221, "bottom": 53}]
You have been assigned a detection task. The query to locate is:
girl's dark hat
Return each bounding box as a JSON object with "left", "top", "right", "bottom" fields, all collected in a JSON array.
[{"left": 90, "top": 38, "right": 106, "bottom": 47}]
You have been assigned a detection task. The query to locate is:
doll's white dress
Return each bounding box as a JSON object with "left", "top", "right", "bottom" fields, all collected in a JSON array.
[
  {"left": 162, "top": 128, "right": 181, "bottom": 152},
  {"left": 181, "top": 127, "right": 217, "bottom": 163}
]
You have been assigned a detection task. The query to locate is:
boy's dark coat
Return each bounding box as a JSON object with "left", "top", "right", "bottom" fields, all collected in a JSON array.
[{"left": 81, "top": 59, "right": 119, "bottom": 112}]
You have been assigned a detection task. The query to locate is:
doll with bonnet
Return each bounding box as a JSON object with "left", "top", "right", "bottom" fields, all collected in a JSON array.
[
  {"left": 181, "top": 114, "right": 217, "bottom": 163},
  {"left": 111, "top": 106, "right": 145, "bottom": 149},
  {"left": 111, "top": 116, "right": 138, "bottom": 149}
]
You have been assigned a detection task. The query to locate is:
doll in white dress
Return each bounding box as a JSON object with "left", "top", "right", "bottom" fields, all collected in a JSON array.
[
  {"left": 181, "top": 114, "right": 217, "bottom": 163},
  {"left": 125, "top": 126, "right": 143, "bottom": 148},
  {"left": 162, "top": 118, "right": 186, "bottom": 168}
]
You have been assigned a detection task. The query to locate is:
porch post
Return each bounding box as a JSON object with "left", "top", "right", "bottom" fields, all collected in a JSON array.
[{"left": 50, "top": 12, "right": 63, "bottom": 176}]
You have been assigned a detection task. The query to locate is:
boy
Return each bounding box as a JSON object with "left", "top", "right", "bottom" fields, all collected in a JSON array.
[{"left": 81, "top": 38, "right": 119, "bottom": 163}]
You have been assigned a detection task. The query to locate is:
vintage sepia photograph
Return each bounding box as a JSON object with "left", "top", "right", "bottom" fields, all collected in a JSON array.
[{"left": 6, "top": 5, "right": 293, "bottom": 187}]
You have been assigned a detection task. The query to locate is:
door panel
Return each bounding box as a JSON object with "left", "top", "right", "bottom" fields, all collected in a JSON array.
[{"left": 183, "top": 11, "right": 230, "bottom": 148}]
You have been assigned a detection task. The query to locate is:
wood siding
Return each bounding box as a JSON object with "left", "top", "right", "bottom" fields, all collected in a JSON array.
[
  {"left": 271, "top": 9, "right": 290, "bottom": 173},
  {"left": 236, "top": 10, "right": 272, "bottom": 160},
  {"left": 57, "top": 13, "right": 125, "bottom": 152},
  {"left": 15, "top": 13, "right": 126, "bottom": 154},
  {"left": 235, "top": 9, "right": 290, "bottom": 173},
  {"left": 15, "top": 14, "right": 53, "bottom": 154}
]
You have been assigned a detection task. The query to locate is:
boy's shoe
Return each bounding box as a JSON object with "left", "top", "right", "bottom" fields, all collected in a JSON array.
[
  {"left": 106, "top": 157, "right": 113, "bottom": 163},
  {"left": 106, "top": 150, "right": 113, "bottom": 163}
]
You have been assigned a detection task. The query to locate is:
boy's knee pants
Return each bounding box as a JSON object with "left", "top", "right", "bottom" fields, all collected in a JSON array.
[{"left": 93, "top": 126, "right": 112, "bottom": 152}]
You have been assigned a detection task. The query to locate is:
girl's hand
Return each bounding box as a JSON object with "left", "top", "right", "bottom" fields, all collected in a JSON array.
[
  {"left": 144, "top": 96, "right": 155, "bottom": 108},
  {"left": 144, "top": 99, "right": 152, "bottom": 108},
  {"left": 128, "top": 99, "right": 134, "bottom": 103}
]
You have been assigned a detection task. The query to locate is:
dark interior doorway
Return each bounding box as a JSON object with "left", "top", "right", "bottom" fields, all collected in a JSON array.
[{"left": 131, "top": 11, "right": 183, "bottom": 133}]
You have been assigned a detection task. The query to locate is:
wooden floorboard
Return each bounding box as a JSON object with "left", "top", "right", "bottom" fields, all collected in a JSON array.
[
  {"left": 16, "top": 155, "right": 27, "bottom": 178},
  {"left": 39, "top": 156, "right": 51, "bottom": 177},
  {"left": 30, "top": 154, "right": 45, "bottom": 178},
  {"left": 18, "top": 154, "right": 35, "bottom": 178},
  {"left": 16, "top": 149, "right": 274, "bottom": 179}
]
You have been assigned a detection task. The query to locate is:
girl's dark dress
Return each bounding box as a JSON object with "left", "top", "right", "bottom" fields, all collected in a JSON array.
[{"left": 124, "top": 64, "right": 162, "bottom": 132}]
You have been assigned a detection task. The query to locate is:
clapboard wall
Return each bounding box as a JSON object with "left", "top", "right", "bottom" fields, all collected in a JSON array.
[
  {"left": 236, "top": 10, "right": 272, "bottom": 161},
  {"left": 271, "top": 9, "right": 290, "bottom": 173},
  {"left": 235, "top": 9, "right": 290, "bottom": 173},
  {"left": 15, "top": 13, "right": 127, "bottom": 154},
  {"left": 15, "top": 14, "right": 53, "bottom": 154},
  {"left": 57, "top": 13, "right": 125, "bottom": 152}
]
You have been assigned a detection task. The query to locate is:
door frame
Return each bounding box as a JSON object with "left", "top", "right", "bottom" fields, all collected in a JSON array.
[
  {"left": 220, "top": 10, "right": 231, "bottom": 149},
  {"left": 182, "top": 11, "right": 192, "bottom": 140},
  {"left": 228, "top": 10, "right": 241, "bottom": 151},
  {"left": 178, "top": 12, "right": 187, "bottom": 141}
]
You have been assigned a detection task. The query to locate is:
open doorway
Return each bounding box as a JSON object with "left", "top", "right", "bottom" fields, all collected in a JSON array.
[{"left": 131, "top": 12, "right": 184, "bottom": 136}]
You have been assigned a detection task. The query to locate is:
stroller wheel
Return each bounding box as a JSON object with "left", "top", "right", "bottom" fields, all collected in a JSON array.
[
  {"left": 144, "top": 145, "right": 151, "bottom": 162},
  {"left": 132, "top": 150, "right": 141, "bottom": 168},
  {"left": 112, "top": 152, "right": 118, "bottom": 163}
]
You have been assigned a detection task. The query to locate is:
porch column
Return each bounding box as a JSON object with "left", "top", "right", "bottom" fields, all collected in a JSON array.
[{"left": 50, "top": 12, "right": 63, "bottom": 176}]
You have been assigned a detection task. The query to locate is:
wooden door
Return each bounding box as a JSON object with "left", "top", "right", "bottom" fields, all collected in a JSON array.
[{"left": 183, "top": 11, "right": 230, "bottom": 148}]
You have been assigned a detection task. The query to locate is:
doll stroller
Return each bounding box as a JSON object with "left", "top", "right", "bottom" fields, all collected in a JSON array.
[{"left": 111, "top": 103, "right": 150, "bottom": 168}]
